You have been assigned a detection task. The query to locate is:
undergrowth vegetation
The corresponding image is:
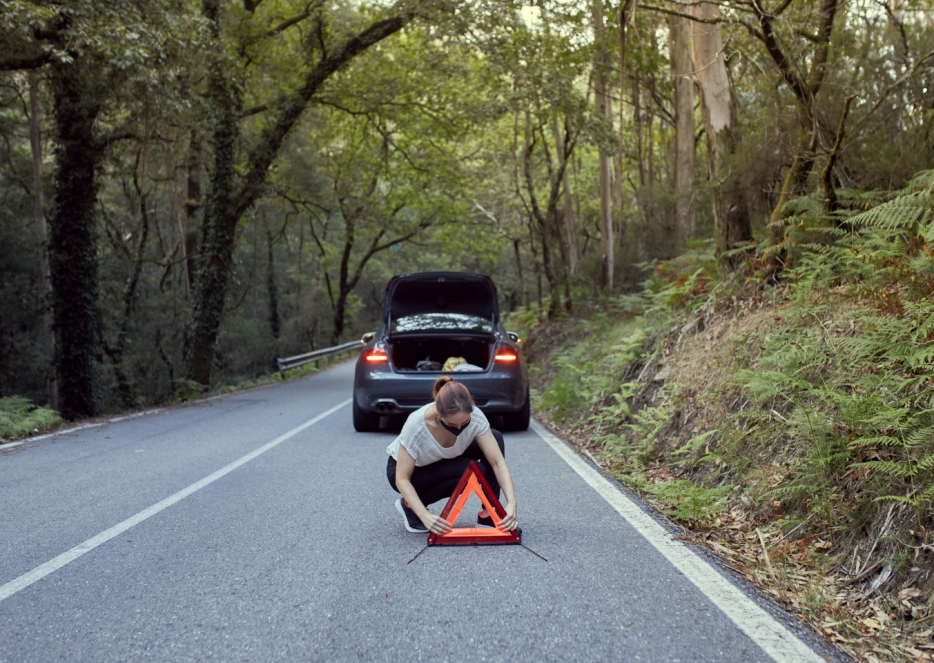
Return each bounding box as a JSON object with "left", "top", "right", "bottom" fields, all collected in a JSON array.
[
  {"left": 514, "top": 170, "right": 934, "bottom": 662},
  {"left": 0, "top": 396, "right": 62, "bottom": 440}
]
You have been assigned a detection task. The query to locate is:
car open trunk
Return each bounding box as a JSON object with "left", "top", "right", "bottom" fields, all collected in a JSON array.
[
  {"left": 384, "top": 272, "right": 499, "bottom": 327},
  {"left": 384, "top": 272, "right": 500, "bottom": 372},
  {"left": 389, "top": 335, "right": 494, "bottom": 372}
]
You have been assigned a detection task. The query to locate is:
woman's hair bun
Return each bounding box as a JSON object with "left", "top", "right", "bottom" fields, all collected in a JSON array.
[
  {"left": 432, "top": 376, "right": 475, "bottom": 417},
  {"left": 432, "top": 375, "right": 455, "bottom": 399}
]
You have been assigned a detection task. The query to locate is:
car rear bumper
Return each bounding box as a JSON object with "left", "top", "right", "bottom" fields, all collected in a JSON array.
[{"left": 354, "top": 369, "right": 526, "bottom": 415}]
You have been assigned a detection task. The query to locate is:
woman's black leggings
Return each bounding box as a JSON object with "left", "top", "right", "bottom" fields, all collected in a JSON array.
[{"left": 386, "top": 429, "right": 505, "bottom": 507}]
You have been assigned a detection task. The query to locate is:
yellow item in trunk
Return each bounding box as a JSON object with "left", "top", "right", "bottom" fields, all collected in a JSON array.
[{"left": 443, "top": 356, "right": 467, "bottom": 372}]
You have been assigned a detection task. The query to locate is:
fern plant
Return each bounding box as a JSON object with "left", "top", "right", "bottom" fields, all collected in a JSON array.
[
  {"left": 0, "top": 396, "right": 62, "bottom": 439},
  {"left": 738, "top": 176, "right": 934, "bottom": 528}
]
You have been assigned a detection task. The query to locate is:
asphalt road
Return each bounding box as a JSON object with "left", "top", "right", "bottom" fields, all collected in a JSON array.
[{"left": 0, "top": 361, "right": 845, "bottom": 662}]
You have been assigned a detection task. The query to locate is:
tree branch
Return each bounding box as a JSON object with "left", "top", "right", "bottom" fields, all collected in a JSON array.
[
  {"left": 851, "top": 48, "right": 934, "bottom": 134},
  {"left": 235, "top": 10, "right": 416, "bottom": 220},
  {"left": 641, "top": 4, "right": 763, "bottom": 39},
  {"left": 878, "top": 0, "right": 911, "bottom": 65},
  {"left": 96, "top": 126, "right": 140, "bottom": 151},
  {"left": 0, "top": 54, "right": 51, "bottom": 72},
  {"left": 752, "top": 6, "right": 808, "bottom": 103},
  {"left": 805, "top": 0, "right": 839, "bottom": 95},
  {"left": 820, "top": 93, "right": 855, "bottom": 212},
  {"left": 237, "top": 3, "right": 319, "bottom": 56}
]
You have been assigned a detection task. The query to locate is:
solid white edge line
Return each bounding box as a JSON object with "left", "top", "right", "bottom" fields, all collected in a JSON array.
[
  {"left": 529, "top": 420, "right": 826, "bottom": 663},
  {"left": 0, "top": 398, "right": 352, "bottom": 604},
  {"left": 2, "top": 408, "right": 164, "bottom": 448}
]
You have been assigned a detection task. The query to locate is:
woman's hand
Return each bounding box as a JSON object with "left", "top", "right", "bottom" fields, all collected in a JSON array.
[
  {"left": 497, "top": 503, "right": 518, "bottom": 532},
  {"left": 423, "top": 513, "right": 453, "bottom": 536}
]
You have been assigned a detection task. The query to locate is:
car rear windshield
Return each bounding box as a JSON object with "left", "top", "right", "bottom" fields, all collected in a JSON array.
[{"left": 392, "top": 313, "right": 493, "bottom": 334}]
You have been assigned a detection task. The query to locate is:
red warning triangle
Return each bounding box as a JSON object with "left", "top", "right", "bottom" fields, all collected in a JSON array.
[{"left": 427, "top": 461, "right": 521, "bottom": 546}]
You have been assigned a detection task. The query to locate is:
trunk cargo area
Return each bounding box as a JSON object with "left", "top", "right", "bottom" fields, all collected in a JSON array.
[{"left": 389, "top": 337, "right": 493, "bottom": 371}]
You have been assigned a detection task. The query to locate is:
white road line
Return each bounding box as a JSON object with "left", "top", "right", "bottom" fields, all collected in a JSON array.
[
  {"left": 4, "top": 409, "right": 170, "bottom": 448},
  {"left": 530, "top": 420, "right": 826, "bottom": 663},
  {"left": 0, "top": 398, "right": 352, "bottom": 604}
]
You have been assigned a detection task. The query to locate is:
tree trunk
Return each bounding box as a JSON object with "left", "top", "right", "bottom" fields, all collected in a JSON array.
[
  {"left": 186, "top": 6, "right": 241, "bottom": 386},
  {"left": 754, "top": 0, "right": 840, "bottom": 257},
  {"left": 513, "top": 238, "right": 528, "bottom": 308},
  {"left": 633, "top": 77, "right": 645, "bottom": 187},
  {"left": 523, "top": 123, "right": 561, "bottom": 318},
  {"left": 670, "top": 14, "right": 696, "bottom": 247},
  {"left": 182, "top": 131, "right": 201, "bottom": 299},
  {"left": 528, "top": 220, "right": 542, "bottom": 309},
  {"left": 109, "top": 117, "right": 151, "bottom": 408},
  {"left": 691, "top": 4, "right": 752, "bottom": 266},
  {"left": 617, "top": 0, "right": 632, "bottom": 249},
  {"left": 591, "top": 0, "right": 613, "bottom": 290},
  {"left": 28, "top": 74, "right": 57, "bottom": 410},
  {"left": 551, "top": 115, "right": 579, "bottom": 277},
  {"left": 330, "top": 215, "right": 355, "bottom": 346},
  {"left": 266, "top": 228, "right": 281, "bottom": 340},
  {"left": 768, "top": 99, "right": 817, "bottom": 247},
  {"left": 48, "top": 60, "right": 104, "bottom": 419},
  {"left": 646, "top": 74, "right": 655, "bottom": 190}
]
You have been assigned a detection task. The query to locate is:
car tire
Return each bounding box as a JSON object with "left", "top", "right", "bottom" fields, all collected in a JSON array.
[
  {"left": 353, "top": 397, "right": 380, "bottom": 432},
  {"left": 503, "top": 388, "right": 530, "bottom": 431}
]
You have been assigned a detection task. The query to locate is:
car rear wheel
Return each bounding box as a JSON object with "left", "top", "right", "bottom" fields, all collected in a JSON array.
[
  {"left": 353, "top": 397, "right": 380, "bottom": 432},
  {"left": 503, "top": 388, "right": 530, "bottom": 431}
]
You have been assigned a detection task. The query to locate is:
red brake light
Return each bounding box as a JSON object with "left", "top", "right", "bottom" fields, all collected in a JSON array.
[
  {"left": 494, "top": 351, "right": 518, "bottom": 363},
  {"left": 364, "top": 348, "right": 389, "bottom": 363}
]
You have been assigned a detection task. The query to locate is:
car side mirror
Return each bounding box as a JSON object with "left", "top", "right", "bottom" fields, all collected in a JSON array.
[
  {"left": 361, "top": 332, "right": 375, "bottom": 344},
  {"left": 507, "top": 331, "right": 521, "bottom": 343}
]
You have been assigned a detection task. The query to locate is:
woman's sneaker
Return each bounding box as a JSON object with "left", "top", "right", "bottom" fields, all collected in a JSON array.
[
  {"left": 477, "top": 511, "right": 495, "bottom": 528},
  {"left": 396, "top": 498, "right": 427, "bottom": 533}
]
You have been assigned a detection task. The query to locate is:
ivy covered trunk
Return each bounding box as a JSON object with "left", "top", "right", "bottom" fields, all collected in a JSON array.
[
  {"left": 185, "top": 5, "right": 413, "bottom": 385},
  {"left": 48, "top": 60, "right": 104, "bottom": 420},
  {"left": 186, "top": 57, "right": 240, "bottom": 387}
]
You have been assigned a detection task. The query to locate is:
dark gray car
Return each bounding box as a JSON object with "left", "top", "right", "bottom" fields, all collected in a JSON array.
[{"left": 352, "top": 272, "right": 530, "bottom": 432}]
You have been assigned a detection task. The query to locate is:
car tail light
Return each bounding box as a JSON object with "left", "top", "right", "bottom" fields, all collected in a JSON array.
[
  {"left": 494, "top": 350, "right": 518, "bottom": 363},
  {"left": 364, "top": 348, "right": 389, "bottom": 363}
]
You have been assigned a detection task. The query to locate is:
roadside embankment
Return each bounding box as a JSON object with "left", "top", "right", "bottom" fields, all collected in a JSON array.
[{"left": 513, "top": 238, "right": 934, "bottom": 662}]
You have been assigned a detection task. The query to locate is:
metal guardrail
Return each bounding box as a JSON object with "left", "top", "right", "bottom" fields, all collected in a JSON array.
[{"left": 276, "top": 340, "right": 361, "bottom": 378}]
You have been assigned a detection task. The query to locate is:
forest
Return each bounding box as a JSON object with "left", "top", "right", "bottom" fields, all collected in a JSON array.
[{"left": 0, "top": 0, "right": 930, "bottom": 419}]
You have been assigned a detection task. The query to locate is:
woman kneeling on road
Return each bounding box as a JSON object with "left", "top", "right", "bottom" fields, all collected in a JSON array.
[{"left": 386, "top": 376, "right": 518, "bottom": 535}]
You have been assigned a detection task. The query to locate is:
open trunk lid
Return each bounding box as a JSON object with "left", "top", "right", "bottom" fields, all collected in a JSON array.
[{"left": 384, "top": 272, "right": 500, "bottom": 335}]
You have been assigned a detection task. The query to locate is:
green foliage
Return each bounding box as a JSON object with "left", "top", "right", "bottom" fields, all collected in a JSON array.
[
  {"left": 537, "top": 355, "right": 585, "bottom": 423},
  {"left": 1, "top": 0, "right": 932, "bottom": 433},
  {"left": 735, "top": 178, "right": 934, "bottom": 527},
  {"left": 529, "top": 169, "right": 934, "bottom": 557},
  {"left": 616, "top": 473, "right": 729, "bottom": 526},
  {"left": 0, "top": 396, "right": 61, "bottom": 439},
  {"left": 536, "top": 318, "right": 652, "bottom": 427}
]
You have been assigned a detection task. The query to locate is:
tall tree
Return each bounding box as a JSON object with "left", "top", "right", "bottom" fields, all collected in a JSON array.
[
  {"left": 690, "top": 3, "right": 752, "bottom": 266},
  {"left": 28, "top": 74, "right": 56, "bottom": 409},
  {"left": 754, "top": 0, "right": 842, "bottom": 251},
  {"left": 186, "top": 0, "right": 420, "bottom": 386},
  {"left": 551, "top": 114, "right": 580, "bottom": 277},
  {"left": 669, "top": 14, "right": 695, "bottom": 247},
  {"left": 591, "top": 0, "right": 614, "bottom": 290},
  {"left": 0, "top": 1, "right": 183, "bottom": 418}
]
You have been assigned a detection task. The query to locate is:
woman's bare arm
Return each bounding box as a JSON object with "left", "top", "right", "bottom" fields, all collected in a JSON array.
[
  {"left": 395, "top": 445, "right": 452, "bottom": 534},
  {"left": 476, "top": 430, "right": 518, "bottom": 531}
]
